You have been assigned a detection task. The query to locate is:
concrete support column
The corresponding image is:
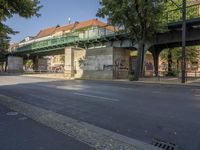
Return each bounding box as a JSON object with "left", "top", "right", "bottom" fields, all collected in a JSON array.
[
  {"left": 64, "top": 47, "right": 74, "bottom": 79},
  {"left": 135, "top": 42, "right": 147, "bottom": 79},
  {"left": 33, "top": 56, "right": 39, "bottom": 71},
  {"left": 151, "top": 47, "right": 161, "bottom": 77},
  {"left": 7, "top": 56, "right": 23, "bottom": 73},
  {"left": 32, "top": 56, "right": 48, "bottom": 71}
]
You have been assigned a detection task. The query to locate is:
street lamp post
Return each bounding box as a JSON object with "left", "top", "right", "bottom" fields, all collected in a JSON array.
[{"left": 182, "top": 0, "right": 186, "bottom": 83}]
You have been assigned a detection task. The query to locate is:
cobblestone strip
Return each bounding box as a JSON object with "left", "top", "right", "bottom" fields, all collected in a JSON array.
[{"left": 0, "top": 94, "right": 161, "bottom": 150}]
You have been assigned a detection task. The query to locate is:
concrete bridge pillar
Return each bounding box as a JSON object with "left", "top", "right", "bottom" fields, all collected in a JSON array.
[
  {"left": 64, "top": 47, "right": 75, "bottom": 79},
  {"left": 32, "top": 56, "right": 48, "bottom": 72},
  {"left": 63, "top": 46, "right": 130, "bottom": 80},
  {"left": 7, "top": 56, "right": 24, "bottom": 73},
  {"left": 33, "top": 56, "right": 39, "bottom": 71}
]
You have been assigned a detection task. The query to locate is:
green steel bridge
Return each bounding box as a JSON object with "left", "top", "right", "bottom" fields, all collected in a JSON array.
[{"left": 13, "top": 3, "right": 200, "bottom": 55}]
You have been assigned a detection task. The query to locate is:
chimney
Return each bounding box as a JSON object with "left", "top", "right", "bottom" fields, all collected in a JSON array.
[{"left": 68, "top": 17, "right": 71, "bottom": 24}]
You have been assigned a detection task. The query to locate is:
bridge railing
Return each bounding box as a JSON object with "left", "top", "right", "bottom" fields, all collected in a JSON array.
[
  {"left": 167, "top": 3, "right": 200, "bottom": 23},
  {"left": 16, "top": 27, "right": 118, "bottom": 52},
  {"left": 17, "top": 35, "right": 81, "bottom": 52}
]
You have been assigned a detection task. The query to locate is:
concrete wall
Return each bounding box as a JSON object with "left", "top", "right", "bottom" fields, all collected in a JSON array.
[
  {"left": 64, "top": 47, "right": 75, "bottom": 78},
  {"left": 76, "top": 47, "right": 114, "bottom": 80},
  {"left": 38, "top": 58, "right": 48, "bottom": 71},
  {"left": 7, "top": 56, "right": 23, "bottom": 73},
  {"left": 113, "top": 48, "right": 130, "bottom": 79},
  {"left": 64, "top": 46, "right": 130, "bottom": 80},
  {"left": 73, "top": 49, "right": 86, "bottom": 78}
]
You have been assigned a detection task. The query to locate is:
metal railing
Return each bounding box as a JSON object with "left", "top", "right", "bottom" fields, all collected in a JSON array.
[
  {"left": 167, "top": 3, "right": 200, "bottom": 23},
  {"left": 15, "top": 27, "right": 119, "bottom": 53},
  {"left": 144, "top": 70, "right": 200, "bottom": 82}
]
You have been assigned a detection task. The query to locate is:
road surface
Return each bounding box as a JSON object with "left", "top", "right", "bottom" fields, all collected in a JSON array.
[
  {"left": 0, "top": 75, "right": 199, "bottom": 150},
  {"left": 0, "top": 104, "right": 94, "bottom": 150}
]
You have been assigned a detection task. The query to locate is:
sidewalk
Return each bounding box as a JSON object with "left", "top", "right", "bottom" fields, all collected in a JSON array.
[
  {"left": 76, "top": 77, "right": 200, "bottom": 88},
  {"left": 0, "top": 94, "right": 161, "bottom": 150},
  {"left": 0, "top": 104, "right": 94, "bottom": 150},
  {"left": 2, "top": 72, "right": 200, "bottom": 87},
  {"left": 138, "top": 77, "right": 200, "bottom": 87},
  {"left": 22, "top": 73, "right": 65, "bottom": 79}
]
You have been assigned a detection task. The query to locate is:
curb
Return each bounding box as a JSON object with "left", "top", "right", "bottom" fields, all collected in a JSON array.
[
  {"left": 115, "top": 80, "right": 200, "bottom": 88},
  {"left": 0, "top": 94, "right": 161, "bottom": 150},
  {"left": 21, "top": 74, "right": 66, "bottom": 80},
  {"left": 4, "top": 73, "right": 199, "bottom": 88},
  {"left": 76, "top": 79, "right": 200, "bottom": 88}
]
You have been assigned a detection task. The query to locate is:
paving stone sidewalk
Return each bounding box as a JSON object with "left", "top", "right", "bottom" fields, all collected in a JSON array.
[{"left": 0, "top": 104, "right": 94, "bottom": 150}]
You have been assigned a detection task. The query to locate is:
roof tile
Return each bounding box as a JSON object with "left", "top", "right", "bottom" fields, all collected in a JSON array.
[{"left": 35, "top": 19, "right": 116, "bottom": 39}]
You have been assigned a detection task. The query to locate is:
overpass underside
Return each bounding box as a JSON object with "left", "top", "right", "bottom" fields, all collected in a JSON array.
[{"left": 8, "top": 46, "right": 132, "bottom": 80}]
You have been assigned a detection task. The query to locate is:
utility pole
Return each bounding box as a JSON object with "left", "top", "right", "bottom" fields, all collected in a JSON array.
[
  {"left": 182, "top": 0, "right": 186, "bottom": 83},
  {"left": 169, "top": 0, "right": 187, "bottom": 83}
]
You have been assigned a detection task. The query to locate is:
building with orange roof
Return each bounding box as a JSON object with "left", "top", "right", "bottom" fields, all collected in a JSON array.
[
  {"left": 73, "top": 19, "right": 115, "bottom": 31},
  {"left": 52, "top": 23, "right": 77, "bottom": 37},
  {"left": 8, "top": 43, "right": 20, "bottom": 53},
  {"left": 35, "top": 26, "right": 58, "bottom": 39},
  {"left": 15, "top": 19, "right": 116, "bottom": 49}
]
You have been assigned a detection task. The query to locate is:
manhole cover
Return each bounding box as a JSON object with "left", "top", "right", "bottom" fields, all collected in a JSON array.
[
  {"left": 152, "top": 138, "right": 178, "bottom": 150},
  {"left": 6, "top": 112, "right": 18, "bottom": 116}
]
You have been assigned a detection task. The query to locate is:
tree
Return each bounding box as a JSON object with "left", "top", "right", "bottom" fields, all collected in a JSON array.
[
  {"left": 166, "top": 0, "right": 200, "bottom": 23},
  {"left": 0, "top": 0, "right": 42, "bottom": 54},
  {"left": 97, "top": 0, "right": 165, "bottom": 80},
  {"left": 161, "top": 0, "right": 200, "bottom": 75},
  {"left": 160, "top": 46, "right": 199, "bottom": 74}
]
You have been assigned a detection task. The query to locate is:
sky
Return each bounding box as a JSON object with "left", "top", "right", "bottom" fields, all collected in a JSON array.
[{"left": 5, "top": 0, "right": 106, "bottom": 43}]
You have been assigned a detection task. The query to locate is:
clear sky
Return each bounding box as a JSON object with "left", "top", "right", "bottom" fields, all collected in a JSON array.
[{"left": 5, "top": 0, "right": 105, "bottom": 43}]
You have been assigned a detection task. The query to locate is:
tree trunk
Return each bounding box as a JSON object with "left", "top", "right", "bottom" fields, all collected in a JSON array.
[
  {"left": 177, "top": 60, "right": 179, "bottom": 72},
  {"left": 4, "top": 55, "right": 8, "bottom": 72},
  {"left": 151, "top": 47, "right": 160, "bottom": 77},
  {"left": 168, "top": 49, "right": 172, "bottom": 74},
  {"left": 135, "top": 41, "right": 145, "bottom": 80}
]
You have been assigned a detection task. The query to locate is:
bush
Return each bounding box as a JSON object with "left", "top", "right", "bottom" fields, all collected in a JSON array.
[
  {"left": 128, "top": 74, "right": 136, "bottom": 81},
  {"left": 165, "top": 71, "right": 178, "bottom": 77}
]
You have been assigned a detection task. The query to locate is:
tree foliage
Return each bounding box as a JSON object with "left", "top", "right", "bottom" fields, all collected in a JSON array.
[
  {"left": 160, "top": 46, "right": 200, "bottom": 71},
  {"left": 166, "top": 0, "right": 200, "bottom": 22},
  {"left": 0, "top": 0, "right": 42, "bottom": 54},
  {"left": 97, "top": 0, "right": 200, "bottom": 79},
  {"left": 97, "top": 0, "right": 165, "bottom": 79},
  {"left": 97, "top": 0, "right": 165, "bottom": 42}
]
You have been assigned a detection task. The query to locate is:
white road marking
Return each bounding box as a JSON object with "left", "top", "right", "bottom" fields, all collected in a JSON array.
[
  {"left": 73, "top": 92, "right": 120, "bottom": 102},
  {"left": 56, "top": 86, "right": 83, "bottom": 91},
  {"left": 195, "top": 94, "right": 200, "bottom": 97},
  {"left": 152, "top": 91, "right": 161, "bottom": 94},
  {"left": 29, "top": 94, "right": 50, "bottom": 101}
]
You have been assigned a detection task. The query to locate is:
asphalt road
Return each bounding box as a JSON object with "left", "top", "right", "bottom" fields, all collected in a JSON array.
[
  {"left": 0, "top": 75, "right": 200, "bottom": 150},
  {"left": 0, "top": 104, "right": 94, "bottom": 150}
]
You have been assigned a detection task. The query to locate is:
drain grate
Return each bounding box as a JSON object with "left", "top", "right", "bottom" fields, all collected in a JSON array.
[{"left": 152, "top": 138, "right": 178, "bottom": 150}]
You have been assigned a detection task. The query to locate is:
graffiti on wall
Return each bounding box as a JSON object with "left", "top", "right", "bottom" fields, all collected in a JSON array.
[
  {"left": 78, "top": 55, "right": 113, "bottom": 71},
  {"left": 103, "top": 65, "right": 113, "bottom": 71},
  {"left": 114, "top": 58, "right": 129, "bottom": 71},
  {"left": 145, "top": 61, "right": 153, "bottom": 71}
]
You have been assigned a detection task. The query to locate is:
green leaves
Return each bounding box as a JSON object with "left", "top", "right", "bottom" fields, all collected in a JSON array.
[
  {"left": 97, "top": 0, "right": 165, "bottom": 42},
  {"left": 165, "top": 0, "right": 200, "bottom": 23},
  {"left": 0, "top": 0, "right": 42, "bottom": 19},
  {"left": 160, "top": 47, "right": 200, "bottom": 64},
  {"left": 0, "top": 0, "right": 42, "bottom": 54},
  {"left": 97, "top": 0, "right": 200, "bottom": 42}
]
